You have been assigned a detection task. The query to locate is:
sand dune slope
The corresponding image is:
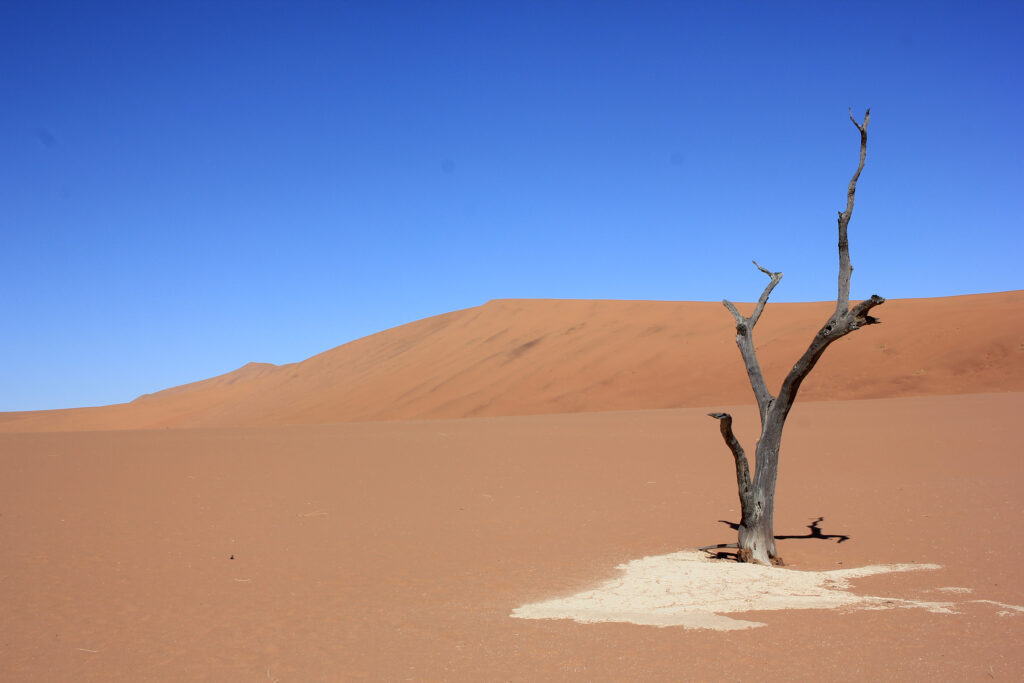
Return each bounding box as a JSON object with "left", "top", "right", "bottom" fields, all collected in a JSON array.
[{"left": 2, "top": 291, "right": 1021, "bottom": 431}]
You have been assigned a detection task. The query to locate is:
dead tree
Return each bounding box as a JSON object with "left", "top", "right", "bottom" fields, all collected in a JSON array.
[{"left": 709, "top": 109, "right": 883, "bottom": 566}]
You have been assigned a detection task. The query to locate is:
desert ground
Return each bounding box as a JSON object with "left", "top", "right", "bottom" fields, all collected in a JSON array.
[{"left": 2, "top": 291, "right": 1022, "bottom": 681}]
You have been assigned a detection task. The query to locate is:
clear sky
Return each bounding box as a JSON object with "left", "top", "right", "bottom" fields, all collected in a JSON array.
[{"left": 2, "top": 1, "right": 1022, "bottom": 411}]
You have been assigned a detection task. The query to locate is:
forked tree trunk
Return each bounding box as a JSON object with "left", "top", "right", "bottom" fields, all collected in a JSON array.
[{"left": 709, "top": 109, "right": 884, "bottom": 566}]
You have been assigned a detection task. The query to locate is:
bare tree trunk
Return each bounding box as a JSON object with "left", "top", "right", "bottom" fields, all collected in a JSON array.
[{"left": 709, "top": 109, "right": 883, "bottom": 566}]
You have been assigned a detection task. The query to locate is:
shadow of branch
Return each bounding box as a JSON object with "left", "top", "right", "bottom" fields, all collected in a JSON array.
[{"left": 698, "top": 517, "right": 850, "bottom": 558}]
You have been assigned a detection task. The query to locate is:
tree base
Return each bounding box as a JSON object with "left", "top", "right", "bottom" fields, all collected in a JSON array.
[{"left": 736, "top": 547, "right": 785, "bottom": 567}]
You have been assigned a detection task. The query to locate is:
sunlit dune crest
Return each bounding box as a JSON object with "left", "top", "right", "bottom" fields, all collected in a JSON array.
[{"left": 1, "top": 290, "right": 1021, "bottom": 432}]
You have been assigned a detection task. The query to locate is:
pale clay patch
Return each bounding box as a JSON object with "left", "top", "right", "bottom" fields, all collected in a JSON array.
[{"left": 511, "top": 551, "right": 1020, "bottom": 630}]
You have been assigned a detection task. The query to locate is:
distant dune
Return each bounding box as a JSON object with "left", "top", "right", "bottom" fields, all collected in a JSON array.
[
  {"left": 3, "top": 295, "right": 1023, "bottom": 679},
  {"left": 2, "top": 290, "right": 1021, "bottom": 432}
]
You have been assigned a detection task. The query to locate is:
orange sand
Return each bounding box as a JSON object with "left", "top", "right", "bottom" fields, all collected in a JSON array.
[{"left": 1, "top": 292, "right": 1022, "bottom": 680}]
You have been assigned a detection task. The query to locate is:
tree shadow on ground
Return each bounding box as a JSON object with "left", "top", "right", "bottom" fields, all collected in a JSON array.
[{"left": 699, "top": 517, "right": 850, "bottom": 561}]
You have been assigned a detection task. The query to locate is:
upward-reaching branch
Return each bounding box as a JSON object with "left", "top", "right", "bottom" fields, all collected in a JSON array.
[
  {"left": 836, "top": 108, "right": 870, "bottom": 314},
  {"left": 722, "top": 261, "right": 783, "bottom": 418},
  {"left": 776, "top": 108, "right": 882, "bottom": 414},
  {"left": 707, "top": 412, "right": 753, "bottom": 513},
  {"left": 748, "top": 260, "right": 781, "bottom": 327}
]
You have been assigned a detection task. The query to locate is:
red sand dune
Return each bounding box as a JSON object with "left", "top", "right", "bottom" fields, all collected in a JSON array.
[
  {"left": 1, "top": 290, "right": 1021, "bottom": 432},
  {"left": 2, "top": 291, "right": 1023, "bottom": 680}
]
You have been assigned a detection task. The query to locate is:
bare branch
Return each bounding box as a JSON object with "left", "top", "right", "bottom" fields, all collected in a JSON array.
[
  {"left": 748, "top": 262, "right": 782, "bottom": 328},
  {"left": 708, "top": 413, "right": 753, "bottom": 506},
  {"left": 774, "top": 325, "right": 834, "bottom": 419},
  {"left": 722, "top": 299, "right": 744, "bottom": 326},
  {"left": 850, "top": 294, "right": 885, "bottom": 327},
  {"left": 719, "top": 301, "right": 773, "bottom": 415},
  {"left": 837, "top": 108, "right": 870, "bottom": 313},
  {"left": 845, "top": 109, "right": 870, "bottom": 220},
  {"left": 775, "top": 295, "right": 885, "bottom": 417},
  {"left": 724, "top": 262, "right": 783, "bottom": 328},
  {"left": 720, "top": 259, "right": 782, "bottom": 416},
  {"left": 771, "top": 111, "right": 881, "bottom": 425}
]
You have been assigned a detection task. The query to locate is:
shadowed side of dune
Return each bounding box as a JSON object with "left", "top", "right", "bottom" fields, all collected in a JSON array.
[{"left": 1, "top": 291, "right": 1022, "bottom": 432}]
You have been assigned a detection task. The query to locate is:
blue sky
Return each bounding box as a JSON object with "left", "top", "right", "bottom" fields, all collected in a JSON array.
[{"left": 2, "top": 1, "right": 1022, "bottom": 411}]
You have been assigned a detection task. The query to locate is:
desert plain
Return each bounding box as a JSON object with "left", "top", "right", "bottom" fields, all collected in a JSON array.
[{"left": 2, "top": 290, "right": 1023, "bottom": 681}]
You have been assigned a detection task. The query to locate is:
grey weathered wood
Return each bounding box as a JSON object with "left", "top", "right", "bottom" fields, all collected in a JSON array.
[
  {"left": 707, "top": 412, "right": 753, "bottom": 514},
  {"left": 710, "top": 109, "right": 883, "bottom": 566}
]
